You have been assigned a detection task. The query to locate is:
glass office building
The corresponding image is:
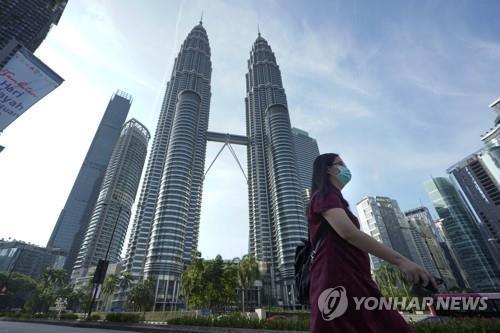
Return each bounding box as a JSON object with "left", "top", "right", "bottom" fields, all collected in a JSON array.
[
  {"left": 47, "top": 91, "right": 131, "bottom": 272},
  {"left": 425, "top": 177, "right": 500, "bottom": 290}
]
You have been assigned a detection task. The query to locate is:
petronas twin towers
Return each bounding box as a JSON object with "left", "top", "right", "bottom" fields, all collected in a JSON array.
[{"left": 123, "top": 22, "right": 307, "bottom": 308}]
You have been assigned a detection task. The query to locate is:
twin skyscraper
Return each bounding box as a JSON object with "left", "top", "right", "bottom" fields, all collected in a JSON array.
[
  {"left": 49, "top": 21, "right": 318, "bottom": 309},
  {"left": 122, "top": 22, "right": 310, "bottom": 308}
]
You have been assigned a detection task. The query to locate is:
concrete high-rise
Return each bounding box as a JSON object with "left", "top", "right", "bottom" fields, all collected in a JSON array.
[
  {"left": 291, "top": 127, "right": 320, "bottom": 194},
  {"left": 404, "top": 207, "right": 458, "bottom": 289},
  {"left": 47, "top": 91, "right": 131, "bottom": 272},
  {"left": 356, "top": 196, "right": 422, "bottom": 270},
  {"left": 0, "top": 0, "right": 67, "bottom": 53},
  {"left": 481, "top": 98, "right": 500, "bottom": 164},
  {"left": 121, "top": 22, "right": 212, "bottom": 309},
  {"left": 424, "top": 177, "right": 500, "bottom": 291},
  {"left": 445, "top": 99, "right": 500, "bottom": 264},
  {"left": 447, "top": 151, "right": 500, "bottom": 262},
  {"left": 245, "top": 33, "right": 307, "bottom": 305},
  {"left": 71, "top": 119, "right": 150, "bottom": 281}
]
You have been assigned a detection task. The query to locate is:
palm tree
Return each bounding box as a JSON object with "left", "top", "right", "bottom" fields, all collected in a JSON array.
[
  {"left": 41, "top": 268, "right": 67, "bottom": 290},
  {"left": 237, "top": 255, "right": 259, "bottom": 312},
  {"left": 101, "top": 273, "right": 119, "bottom": 311},
  {"left": 29, "top": 268, "right": 68, "bottom": 313},
  {"left": 119, "top": 272, "right": 133, "bottom": 291},
  {"left": 115, "top": 271, "right": 133, "bottom": 311},
  {"left": 128, "top": 277, "right": 155, "bottom": 315}
]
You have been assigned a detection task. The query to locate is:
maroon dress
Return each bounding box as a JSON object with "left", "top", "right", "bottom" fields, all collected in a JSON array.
[{"left": 308, "top": 191, "right": 413, "bottom": 332}]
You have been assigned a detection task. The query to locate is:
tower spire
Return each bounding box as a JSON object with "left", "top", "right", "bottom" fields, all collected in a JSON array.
[
  {"left": 200, "top": 11, "right": 203, "bottom": 25},
  {"left": 257, "top": 24, "right": 261, "bottom": 37}
]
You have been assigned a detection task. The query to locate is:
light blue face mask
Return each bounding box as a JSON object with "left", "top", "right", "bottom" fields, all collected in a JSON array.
[{"left": 335, "top": 165, "right": 352, "bottom": 186}]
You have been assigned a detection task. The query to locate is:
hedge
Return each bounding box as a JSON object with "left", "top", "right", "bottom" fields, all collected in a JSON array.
[
  {"left": 168, "top": 314, "right": 500, "bottom": 332},
  {"left": 105, "top": 312, "right": 143, "bottom": 323},
  {"left": 412, "top": 318, "right": 500, "bottom": 333},
  {"left": 90, "top": 313, "right": 101, "bottom": 321},
  {"left": 59, "top": 313, "right": 79, "bottom": 320}
]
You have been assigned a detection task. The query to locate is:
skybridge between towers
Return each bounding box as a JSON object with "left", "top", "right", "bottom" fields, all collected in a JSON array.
[{"left": 205, "top": 131, "right": 248, "bottom": 182}]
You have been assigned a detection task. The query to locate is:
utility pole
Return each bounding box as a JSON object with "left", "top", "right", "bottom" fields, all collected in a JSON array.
[{"left": 86, "top": 204, "right": 123, "bottom": 319}]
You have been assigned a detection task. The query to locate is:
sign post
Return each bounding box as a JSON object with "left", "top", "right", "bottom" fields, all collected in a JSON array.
[{"left": 54, "top": 297, "right": 67, "bottom": 320}]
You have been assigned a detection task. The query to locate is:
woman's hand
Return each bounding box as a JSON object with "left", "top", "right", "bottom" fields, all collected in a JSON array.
[
  {"left": 322, "top": 208, "right": 439, "bottom": 292},
  {"left": 396, "top": 257, "right": 438, "bottom": 290}
]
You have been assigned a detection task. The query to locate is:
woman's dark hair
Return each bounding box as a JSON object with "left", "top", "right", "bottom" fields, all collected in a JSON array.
[{"left": 311, "top": 153, "right": 349, "bottom": 207}]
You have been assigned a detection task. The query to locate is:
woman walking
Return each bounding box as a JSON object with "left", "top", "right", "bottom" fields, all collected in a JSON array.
[{"left": 309, "top": 153, "right": 437, "bottom": 332}]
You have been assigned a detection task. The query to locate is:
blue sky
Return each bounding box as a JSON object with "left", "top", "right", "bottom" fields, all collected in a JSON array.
[{"left": 0, "top": 0, "right": 499, "bottom": 260}]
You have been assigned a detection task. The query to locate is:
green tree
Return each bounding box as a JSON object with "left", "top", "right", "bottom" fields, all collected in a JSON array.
[
  {"left": 25, "top": 268, "right": 69, "bottom": 313},
  {"left": 205, "top": 255, "right": 224, "bottom": 309},
  {"left": 119, "top": 271, "right": 133, "bottom": 291},
  {"left": 0, "top": 272, "right": 37, "bottom": 310},
  {"left": 101, "top": 273, "right": 119, "bottom": 311},
  {"left": 66, "top": 287, "right": 91, "bottom": 313},
  {"left": 204, "top": 255, "right": 238, "bottom": 310},
  {"left": 181, "top": 253, "right": 238, "bottom": 311},
  {"left": 373, "top": 264, "right": 414, "bottom": 299},
  {"left": 221, "top": 262, "right": 238, "bottom": 308},
  {"left": 181, "top": 252, "right": 205, "bottom": 309},
  {"left": 128, "top": 276, "right": 155, "bottom": 315},
  {"left": 41, "top": 268, "right": 68, "bottom": 290},
  {"left": 237, "top": 255, "right": 259, "bottom": 312}
]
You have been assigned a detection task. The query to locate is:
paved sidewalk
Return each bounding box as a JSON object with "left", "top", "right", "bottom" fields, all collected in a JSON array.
[{"left": 0, "top": 320, "right": 142, "bottom": 333}]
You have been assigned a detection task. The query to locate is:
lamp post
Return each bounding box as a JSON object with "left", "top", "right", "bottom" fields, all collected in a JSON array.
[{"left": 86, "top": 203, "right": 123, "bottom": 319}]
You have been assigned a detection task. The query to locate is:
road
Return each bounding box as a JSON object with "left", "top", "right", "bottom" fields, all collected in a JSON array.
[{"left": 0, "top": 321, "right": 142, "bottom": 333}]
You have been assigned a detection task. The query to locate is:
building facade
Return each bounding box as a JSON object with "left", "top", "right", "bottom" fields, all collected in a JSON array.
[
  {"left": 434, "top": 218, "right": 468, "bottom": 289},
  {"left": 0, "top": 240, "right": 65, "bottom": 279},
  {"left": 481, "top": 98, "right": 500, "bottom": 165},
  {"left": 447, "top": 151, "right": 500, "bottom": 264},
  {"left": 0, "top": 0, "right": 67, "bottom": 53},
  {"left": 404, "top": 207, "right": 458, "bottom": 289},
  {"left": 71, "top": 119, "right": 150, "bottom": 281},
  {"left": 445, "top": 98, "right": 500, "bottom": 266},
  {"left": 121, "top": 23, "right": 212, "bottom": 310},
  {"left": 424, "top": 177, "right": 500, "bottom": 291},
  {"left": 356, "top": 196, "right": 422, "bottom": 270},
  {"left": 47, "top": 91, "right": 131, "bottom": 272},
  {"left": 291, "top": 127, "right": 320, "bottom": 194},
  {"left": 246, "top": 33, "right": 307, "bottom": 306}
]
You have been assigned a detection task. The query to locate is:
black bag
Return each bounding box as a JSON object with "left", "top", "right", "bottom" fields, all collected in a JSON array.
[{"left": 294, "top": 222, "right": 328, "bottom": 305}]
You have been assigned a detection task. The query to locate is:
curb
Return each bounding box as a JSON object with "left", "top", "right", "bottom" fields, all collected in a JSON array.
[{"left": 0, "top": 318, "right": 308, "bottom": 333}]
